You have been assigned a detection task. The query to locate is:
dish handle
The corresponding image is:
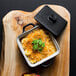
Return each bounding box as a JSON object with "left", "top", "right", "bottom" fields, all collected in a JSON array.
[
  {"left": 23, "top": 23, "right": 36, "bottom": 32},
  {"left": 41, "top": 58, "right": 54, "bottom": 67}
]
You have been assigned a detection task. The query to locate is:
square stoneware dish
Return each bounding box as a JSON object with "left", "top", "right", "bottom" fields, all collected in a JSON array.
[{"left": 17, "top": 23, "right": 60, "bottom": 67}]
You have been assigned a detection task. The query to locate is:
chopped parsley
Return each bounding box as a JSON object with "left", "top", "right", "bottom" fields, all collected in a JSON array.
[{"left": 32, "top": 39, "right": 45, "bottom": 52}]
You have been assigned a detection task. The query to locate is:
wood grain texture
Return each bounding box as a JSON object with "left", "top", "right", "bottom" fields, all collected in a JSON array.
[{"left": 0, "top": 4, "right": 70, "bottom": 76}]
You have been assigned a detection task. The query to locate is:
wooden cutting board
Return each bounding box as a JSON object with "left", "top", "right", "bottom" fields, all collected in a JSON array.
[{"left": 0, "top": 4, "right": 70, "bottom": 76}]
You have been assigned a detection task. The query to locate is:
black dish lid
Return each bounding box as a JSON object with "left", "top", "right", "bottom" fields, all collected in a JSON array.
[{"left": 34, "top": 6, "right": 67, "bottom": 36}]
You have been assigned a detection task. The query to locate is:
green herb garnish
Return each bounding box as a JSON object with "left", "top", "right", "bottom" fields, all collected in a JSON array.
[
  {"left": 32, "top": 39, "right": 45, "bottom": 52},
  {"left": 32, "top": 40, "right": 38, "bottom": 44},
  {"left": 42, "top": 42, "right": 45, "bottom": 47},
  {"left": 33, "top": 44, "right": 38, "bottom": 50},
  {"left": 38, "top": 47, "right": 43, "bottom": 52}
]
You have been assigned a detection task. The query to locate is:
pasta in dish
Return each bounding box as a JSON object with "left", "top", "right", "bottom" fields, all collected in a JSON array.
[{"left": 21, "top": 29, "right": 56, "bottom": 64}]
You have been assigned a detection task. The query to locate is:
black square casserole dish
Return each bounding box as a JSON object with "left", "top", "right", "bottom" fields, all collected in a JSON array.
[{"left": 17, "top": 23, "right": 60, "bottom": 67}]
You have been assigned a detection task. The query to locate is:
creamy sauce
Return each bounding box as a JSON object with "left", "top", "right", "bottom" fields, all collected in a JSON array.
[{"left": 21, "top": 29, "right": 56, "bottom": 64}]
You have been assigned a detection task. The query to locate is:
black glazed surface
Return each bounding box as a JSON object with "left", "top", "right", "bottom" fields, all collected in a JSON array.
[{"left": 34, "top": 6, "right": 67, "bottom": 36}]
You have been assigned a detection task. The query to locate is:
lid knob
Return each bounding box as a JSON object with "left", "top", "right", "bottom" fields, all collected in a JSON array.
[{"left": 48, "top": 15, "right": 57, "bottom": 23}]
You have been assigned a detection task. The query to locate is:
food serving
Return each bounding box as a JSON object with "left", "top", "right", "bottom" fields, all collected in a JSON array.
[
  {"left": 21, "top": 28, "right": 56, "bottom": 64},
  {"left": 23, "top": 73, "right": 40, "bottom": 76}
]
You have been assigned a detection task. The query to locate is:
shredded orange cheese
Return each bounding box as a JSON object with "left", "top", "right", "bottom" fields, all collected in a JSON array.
[{"left": 21, "top": 29, "right": 56, "bottom": 64}]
